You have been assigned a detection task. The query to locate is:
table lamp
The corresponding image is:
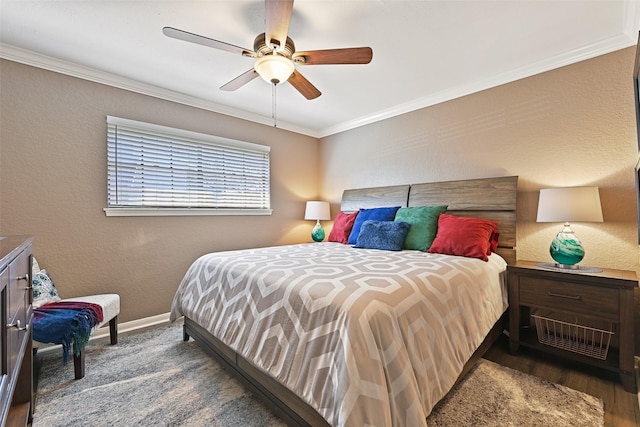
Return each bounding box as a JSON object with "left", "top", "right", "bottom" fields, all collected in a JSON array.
[
  {"left": 536, "top": 186, "right": 603, "bottom": 270},
  {"left": 304, "top": 201, "right": 331, "bottom": 242}
]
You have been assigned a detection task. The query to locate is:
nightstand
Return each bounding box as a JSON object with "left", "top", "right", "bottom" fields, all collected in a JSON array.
[{"left": 507, "top": 260, "right": 638, "bottom": 393}]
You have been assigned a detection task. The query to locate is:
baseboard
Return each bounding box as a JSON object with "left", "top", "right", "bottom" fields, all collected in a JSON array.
[
  {"left": 36, "top": 312, "right": 178, "bottom": 354},
  {"left": 94, "top": 312, "right": 176, "bottom": 339}
]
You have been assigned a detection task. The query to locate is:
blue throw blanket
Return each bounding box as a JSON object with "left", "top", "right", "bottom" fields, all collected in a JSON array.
[{"left": 33, "top": 301, "right": 103, "bottom": 362}]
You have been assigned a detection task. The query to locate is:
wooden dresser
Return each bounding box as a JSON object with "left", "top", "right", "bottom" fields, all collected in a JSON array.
[{"left": 0, "top": 236, "right": 34, "bottom": 426}]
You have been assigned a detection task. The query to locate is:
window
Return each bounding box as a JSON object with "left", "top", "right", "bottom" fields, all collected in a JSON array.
[{"left": 105, "top": 116, "right": 271, "bottom": 217}]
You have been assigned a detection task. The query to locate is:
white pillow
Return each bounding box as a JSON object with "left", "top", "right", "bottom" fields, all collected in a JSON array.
[
  {"left": 32, "top": 269, "right": 62, "bottom": 308},
  {"left": 32, "top": 256, "right": 41, "bottom": 279}
]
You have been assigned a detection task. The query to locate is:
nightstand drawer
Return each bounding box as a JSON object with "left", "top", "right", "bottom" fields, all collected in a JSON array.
[{"left": 519, "top": 276, "right": 618, "bottom": 320}]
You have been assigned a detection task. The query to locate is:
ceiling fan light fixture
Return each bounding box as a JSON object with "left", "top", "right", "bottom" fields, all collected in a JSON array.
[{"left": 254, "top": 54, "right": 295, "bottom": 85}]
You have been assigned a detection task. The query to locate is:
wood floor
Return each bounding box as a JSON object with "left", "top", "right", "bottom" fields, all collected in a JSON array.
[{"left": 484, "top": 334, "right": 640, "bottom": 427}]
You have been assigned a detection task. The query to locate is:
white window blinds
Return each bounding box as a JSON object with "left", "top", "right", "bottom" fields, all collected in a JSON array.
[{"left": 106, "top": 116, "right": 271, "bottom": 216}]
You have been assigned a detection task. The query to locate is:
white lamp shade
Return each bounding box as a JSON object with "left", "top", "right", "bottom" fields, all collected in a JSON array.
[
  {"left": 536, "top": 186, "right": 603, "bottom": 223},
  {"left": 304, "top": 201, "right": 331, "bottom": 221},
  {"left": 254, "top": 54, "right": 295, "bottom": 85}
]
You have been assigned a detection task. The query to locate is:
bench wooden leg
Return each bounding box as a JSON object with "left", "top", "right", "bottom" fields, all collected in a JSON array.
[
  {"left": 109, "top": 316, "right": 118, "bottom": 345},
  {"left": 73, "top": 350, "right": 85, "bottom": 380},
  {"left": 71, "top": 317, "right": 116, "bottom": 380}
]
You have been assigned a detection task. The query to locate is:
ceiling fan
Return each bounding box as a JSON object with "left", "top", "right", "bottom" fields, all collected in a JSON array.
[{"left": 162, "top": 0, "right": 373, "bottom": 100}]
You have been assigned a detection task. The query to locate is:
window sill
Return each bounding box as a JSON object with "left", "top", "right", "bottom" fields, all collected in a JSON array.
[{"left": 104, "top": 207, "right": 273, "bottom": 217}]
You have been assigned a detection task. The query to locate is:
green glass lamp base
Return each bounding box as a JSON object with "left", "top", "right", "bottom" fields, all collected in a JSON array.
[
  {"left": 549, "top": 225, "right": 584, "bottom": 267},
  {"left": 311, "top": 222, "right": 325, "bottom": 242}
]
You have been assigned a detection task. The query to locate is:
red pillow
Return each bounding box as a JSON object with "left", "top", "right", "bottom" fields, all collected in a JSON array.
[
  {"left": 428, "top": 214, "right": 498, "bottom": 261},
  {"left": 489, "top": 230, "right": 500, "bottom": 254},
  {"left": 328, "top": 211, "right": 359, "bottom": 244}
]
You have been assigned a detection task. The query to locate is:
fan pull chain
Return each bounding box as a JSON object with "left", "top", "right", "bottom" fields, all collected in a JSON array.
[{"left": 272, "top": 83, "right": 277, "bottom": 128}]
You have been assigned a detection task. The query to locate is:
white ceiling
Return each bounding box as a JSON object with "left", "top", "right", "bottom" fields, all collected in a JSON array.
[{"left": 1, "top": 1, "right": 639, "bottom": 138}]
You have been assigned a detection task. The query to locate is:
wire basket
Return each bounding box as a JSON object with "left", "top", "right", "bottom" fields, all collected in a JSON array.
[{"left": 532, "top": 312, "right": 614, "bottom": 360}]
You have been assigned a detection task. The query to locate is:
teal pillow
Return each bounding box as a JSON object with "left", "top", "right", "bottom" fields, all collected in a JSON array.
[{"left": 394, "top": 205, "right": 448, "bottom": 251}]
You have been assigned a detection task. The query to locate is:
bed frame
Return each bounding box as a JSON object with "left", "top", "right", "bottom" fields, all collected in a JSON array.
[{"left": 183, "top": 175, "right": 518, "bottom": 426}]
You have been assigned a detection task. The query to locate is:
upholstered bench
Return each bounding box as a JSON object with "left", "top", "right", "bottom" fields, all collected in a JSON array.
[
  {"left": 31, "top": 260, "right": 120, "bottom": 379},
  {"left": 54, "top": 294, "right": 120, "bottom": 379}
]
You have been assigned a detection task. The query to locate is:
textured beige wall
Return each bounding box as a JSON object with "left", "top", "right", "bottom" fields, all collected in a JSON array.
[
  {"left": 0, "top": 59, "right": 320, "bottom": 322},
  {"left": 321, "top": 47, "right": 638, "bottom": 273},
  {"left": 2, "top": 47, "right": 640, "bottom": 340},
  {"left": 320, "top": 47, "right": 640, "bottom": 350}
]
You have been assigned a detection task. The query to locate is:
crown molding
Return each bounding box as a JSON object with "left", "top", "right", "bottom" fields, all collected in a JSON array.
[
  {"left": 2, "top": 22, "right": 637, "bottom": 141},
  {"left": 0, "top": 44, "right": 320, "bottom": 138},
  {"left": 319, "top": 31, "right": 638, "bottom": 138}
]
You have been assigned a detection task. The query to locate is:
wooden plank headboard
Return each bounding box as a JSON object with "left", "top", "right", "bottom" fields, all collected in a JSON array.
[
  {"left": 339, "top": 176, "right": 518, "bottom": 264},
  {"left": 340, "top": 184, "right": 410, "bottom": 212},
  {"left": 409, "top": 176, "right": 518, "bottom": 264}
]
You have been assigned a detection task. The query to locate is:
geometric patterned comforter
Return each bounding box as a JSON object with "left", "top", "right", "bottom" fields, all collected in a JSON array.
[{"left": 170, "top": 242, "right": 508, "bottom": 426}]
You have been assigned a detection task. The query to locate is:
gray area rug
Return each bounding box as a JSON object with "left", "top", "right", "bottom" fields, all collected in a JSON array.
[
  {"left": 428, "top": 358, "right": 604, "bottom": 427},
  {"left": 33, "top": 323, "right": 604, "bottom": 426}
]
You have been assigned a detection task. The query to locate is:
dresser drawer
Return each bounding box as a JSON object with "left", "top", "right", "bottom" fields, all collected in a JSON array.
[
  {"left": 7, "top": 251, "right": 30, "bottom": 323},
  {"left": 519, "top": 276, "right": 618, "bottom": 320},
  {"left": 6, "top": 313, "right": 22, "bottom": 379},
  {"left": 5, "top": 250, "right": 31, "bottom": 383},
  {"left": 0, "top": 236, "right": 34, "bottom": 426}
]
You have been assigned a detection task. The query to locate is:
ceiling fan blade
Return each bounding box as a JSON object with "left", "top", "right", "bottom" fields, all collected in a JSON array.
[
  {"left": 163, "top": 27, "right": 256, "bottom": 57},
  {"left": 220, "top": 69, "right": 260, "bottom": 91},
  {"left": 293, "top": 47, "right": 373, "bottom": 65},
  {"left": 288, "top": 70, "right": 321, "bottom": 100},
  {"left": 265, "top": 0, "right": 294, "bottom": 51}
]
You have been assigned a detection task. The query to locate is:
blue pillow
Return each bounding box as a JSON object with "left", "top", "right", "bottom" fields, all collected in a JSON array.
[
  {"left": 348, "top": 206, "right": 401, "bottom": 245},
  {"left": 354, "top": 220, "right": 411, "bottom": 251}
]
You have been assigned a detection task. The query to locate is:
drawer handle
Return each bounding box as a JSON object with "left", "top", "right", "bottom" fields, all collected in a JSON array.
[
  {"left": 6, "top": 320, "right": 29, "bottom": 332},
  {"left": 547, "top": 291, "right": 581, "bottom": 300},
  {"left": 16, "top": 274, "right": 29, "bottom": 282}
]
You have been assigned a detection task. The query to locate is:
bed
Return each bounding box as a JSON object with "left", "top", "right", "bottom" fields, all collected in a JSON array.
[{"left": 170, "top": 176, "right": 518, "bottom": 426}]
